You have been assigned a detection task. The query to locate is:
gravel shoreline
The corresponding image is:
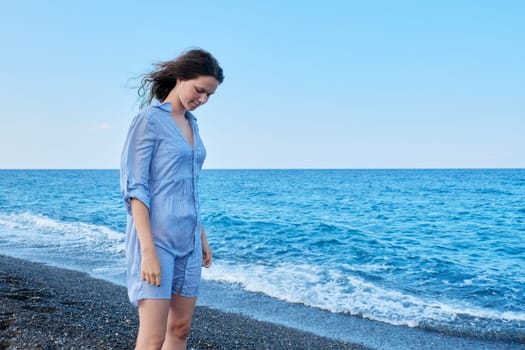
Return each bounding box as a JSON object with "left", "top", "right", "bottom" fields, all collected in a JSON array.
[{"left": 0, "top": 255, "right": 370, "bottom": 349}]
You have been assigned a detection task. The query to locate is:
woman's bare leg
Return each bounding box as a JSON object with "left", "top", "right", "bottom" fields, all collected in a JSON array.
[
  {"left": 162, "top": 294, "right": 197, "bottom": 350},
  {"left": 136, "top": 299, "right": 171, "bottom": 350}
]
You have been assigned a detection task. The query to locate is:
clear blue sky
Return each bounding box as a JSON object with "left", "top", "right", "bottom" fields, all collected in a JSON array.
[{"left": 1, "top": 1, "right": 523, "bottom": 169}]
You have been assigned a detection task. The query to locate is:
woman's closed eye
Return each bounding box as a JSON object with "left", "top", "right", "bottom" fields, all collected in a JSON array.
[{"left": 195, "top": 87, "right": 213, "bottom": 97}]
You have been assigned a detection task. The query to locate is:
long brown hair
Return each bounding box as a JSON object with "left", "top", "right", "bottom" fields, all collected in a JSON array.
[{"left": 138, "top": 49, "right": 224, "bottom": 108}]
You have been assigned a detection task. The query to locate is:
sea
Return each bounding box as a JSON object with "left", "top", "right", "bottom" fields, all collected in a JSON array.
[{"left": 0, "top": 169, "right": 524, "bottom": 349}]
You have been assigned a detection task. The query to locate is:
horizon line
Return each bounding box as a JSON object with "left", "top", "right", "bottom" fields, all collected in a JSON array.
[{"left": 1, "top": 167, "right": 524, "bottom": 171}]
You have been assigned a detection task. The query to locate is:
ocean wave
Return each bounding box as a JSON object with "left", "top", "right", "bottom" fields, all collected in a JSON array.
[
  {"left": 202, "top": 260, "right": 525, "bottom": 337},
  {"left": 0, "top": 212, "right": 125, "bottom": 253}
]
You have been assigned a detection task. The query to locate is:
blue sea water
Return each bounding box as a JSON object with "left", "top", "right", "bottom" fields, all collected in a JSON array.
[{"left": 0, "top": 169, "right": 524, "bottom": 346}]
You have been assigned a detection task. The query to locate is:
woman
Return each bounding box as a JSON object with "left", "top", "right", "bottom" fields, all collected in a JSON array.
[{"left": 120, "top": 49, "right": 224, "bottom": 349}]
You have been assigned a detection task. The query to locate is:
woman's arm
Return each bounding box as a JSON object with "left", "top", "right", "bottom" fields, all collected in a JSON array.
[
  {"left": 201, "top": 226, "right": 212, "bottom": 268},
  {"left": 131, "top": 198, "right": 161, "bottom": 287}
]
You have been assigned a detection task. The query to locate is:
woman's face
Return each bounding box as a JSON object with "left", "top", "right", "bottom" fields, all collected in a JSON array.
[{"left": 176, "top": 76, "right": 219, "bottom": 111}]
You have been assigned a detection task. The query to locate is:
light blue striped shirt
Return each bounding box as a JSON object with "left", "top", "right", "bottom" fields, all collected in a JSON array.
[{"left": 120, "top": 99, "right": 206, "bottom": 265}]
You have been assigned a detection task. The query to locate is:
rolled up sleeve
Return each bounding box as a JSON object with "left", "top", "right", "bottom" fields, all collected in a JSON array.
[{"left": 120, "top": 113, "right": 156, "bottom": 215}]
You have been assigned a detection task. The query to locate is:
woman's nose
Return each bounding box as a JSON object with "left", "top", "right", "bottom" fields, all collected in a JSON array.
[{"left": 199, "top": 94, "right": 208, "bottom": 104}]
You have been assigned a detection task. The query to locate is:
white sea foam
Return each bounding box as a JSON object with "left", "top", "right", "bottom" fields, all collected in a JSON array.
[
  {"left": 203, "top": 261, "right": 525, "bottom": 328},
  {"left": 2, "top": 212, "right": 523, "bottom": 331},
  {"left": 0, "top": 212, "right": 125, "bottom": 253}
]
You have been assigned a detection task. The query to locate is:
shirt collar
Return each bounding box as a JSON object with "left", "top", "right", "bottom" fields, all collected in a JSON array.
[
  {"left": 151, "top": 99, "right": 197, "bottom": 121},
  {"left": 151, "top": 99, "right": 172, "bottom": 112}
]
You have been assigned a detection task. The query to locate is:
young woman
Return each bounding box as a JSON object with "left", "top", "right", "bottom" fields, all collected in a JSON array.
[{"left": 120, "top": 49, "right": 224, "bottom": 349}]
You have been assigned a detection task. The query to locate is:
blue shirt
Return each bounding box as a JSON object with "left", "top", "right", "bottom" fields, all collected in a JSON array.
[{"left": 120, "top": 99, "right": 206, "bottom": 260}]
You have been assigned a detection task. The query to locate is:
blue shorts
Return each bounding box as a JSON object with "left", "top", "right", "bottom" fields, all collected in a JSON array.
[{"left": 127, "top": 244, "right": 202, "bottom": 307}]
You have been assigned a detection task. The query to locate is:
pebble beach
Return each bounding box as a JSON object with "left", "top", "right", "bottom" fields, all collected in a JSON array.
[{"left": 0, "top": 254, "right": 369, "bottom": 350}]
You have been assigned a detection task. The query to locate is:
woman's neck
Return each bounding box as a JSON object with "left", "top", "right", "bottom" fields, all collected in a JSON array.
[{"left": 162, "top": 89, "right": 186, "bottom": 117}]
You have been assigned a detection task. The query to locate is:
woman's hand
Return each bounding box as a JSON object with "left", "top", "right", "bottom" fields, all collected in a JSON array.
[
  {"left": 201, "top": 227, "right": 212, "bottom": 268},
  {"left": 141, "top": 250, "right": 161, "bottom": 287}
]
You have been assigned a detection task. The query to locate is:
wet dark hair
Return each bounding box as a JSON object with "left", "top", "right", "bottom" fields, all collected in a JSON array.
[{"left": 138, "top": 48, "right": 224, "bottom": 108}]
